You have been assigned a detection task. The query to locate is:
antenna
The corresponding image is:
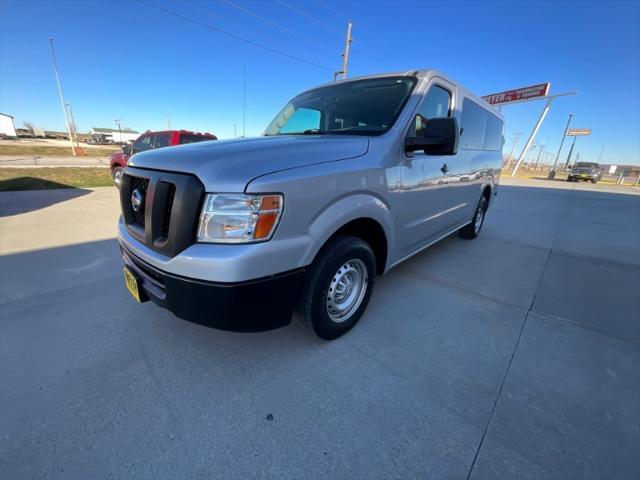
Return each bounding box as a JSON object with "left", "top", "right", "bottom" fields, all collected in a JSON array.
[{"left": 243, "top": 64, "right": 246, "bottom": 137}]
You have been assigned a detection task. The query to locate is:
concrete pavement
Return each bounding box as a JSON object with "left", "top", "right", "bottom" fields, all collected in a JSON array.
[{"left": 0, "top": 179, "right": 638, "bottom": 479}]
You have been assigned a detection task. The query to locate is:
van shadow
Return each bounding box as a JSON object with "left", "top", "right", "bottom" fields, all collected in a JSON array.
[{"left": 0, "top": 183, "right": 91, "bottom": 217}]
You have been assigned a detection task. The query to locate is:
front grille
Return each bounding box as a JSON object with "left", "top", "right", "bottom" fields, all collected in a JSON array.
[
  {"left": 161, "top": 183, "right": 176, "bottom": 240},
  {"left": 130, "top": 176, "right": 149, "bottom": 227},
  {"left": 120, "top": 168, "right": 204, "bottom": 257}
]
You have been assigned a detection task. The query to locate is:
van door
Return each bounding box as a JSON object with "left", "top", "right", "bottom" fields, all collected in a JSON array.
[
  {"left": 395, "top": 81, "right": 458, "bottom": 257},
  {"left": 449, "top": 99, "right": 503, "bottom": 225}
]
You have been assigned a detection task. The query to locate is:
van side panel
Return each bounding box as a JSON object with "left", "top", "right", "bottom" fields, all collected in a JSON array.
[
  {"left": 246, "top": 157, "right": 396, "bottom": 271},
  {"left": 448, "top": 97, "right": 503, "bottom": 223}
]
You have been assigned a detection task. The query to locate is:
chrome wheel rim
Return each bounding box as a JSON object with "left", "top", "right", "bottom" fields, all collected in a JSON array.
[
  {"left": 474, "top": 203, "right": 485, "bottom": 233},
  {"left": 326, "top": 259, "right": 368, "bottom": 323}
]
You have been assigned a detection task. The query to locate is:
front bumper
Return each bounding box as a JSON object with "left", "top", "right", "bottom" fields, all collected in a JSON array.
[
  {"left": 121, "top": 242, "right": 307, "bottom": 332},
  {"left": 570, "top": 172, "right": 596, "bottom": 179}
]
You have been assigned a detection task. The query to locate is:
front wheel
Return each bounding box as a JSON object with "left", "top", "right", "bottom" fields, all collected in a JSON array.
[
  {"left": 459, "top": 195, "right": 487, "bottom": 240},
  {"left": 298, "top": 235, "right": 376, "bottom": 340},
  {"left": 566, "top": 176, "right": 573, "bottom": 182},
  {"left": 591, "top": 179, "right": 598, "bottom": 184}
]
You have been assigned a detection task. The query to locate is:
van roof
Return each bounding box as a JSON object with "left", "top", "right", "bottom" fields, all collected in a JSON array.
[{"left": 307, "top": 69, "right": 502, "bottom": 118}]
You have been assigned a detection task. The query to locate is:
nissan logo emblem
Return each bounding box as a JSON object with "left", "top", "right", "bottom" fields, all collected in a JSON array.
[{"left": 131, "top": 189, "right": 144, "bottom": 212}]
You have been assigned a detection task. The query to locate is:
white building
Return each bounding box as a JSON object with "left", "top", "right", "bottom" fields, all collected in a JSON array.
[
  {"left": 0, "top": 113, "right": 17, "bottom": 137},
  {"left": 91, "top": 127, "right": 140, "bottom": 143}
]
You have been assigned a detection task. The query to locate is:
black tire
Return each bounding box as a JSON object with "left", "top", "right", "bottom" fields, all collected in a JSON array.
[
  {"left": 459, "top": 195, "right": 488, "bottom": 240},
  {"left": 112, "top": 167, "right": 124, "bottom": 188},
  {"left": 566, "top": 176, "right": 573, "bottom": 182},
  {"left": 591, "top": 179, "right": 597, "bottom": 184},
  {"left": 298, "top": 235, "right": 376, "bottom": 340}
]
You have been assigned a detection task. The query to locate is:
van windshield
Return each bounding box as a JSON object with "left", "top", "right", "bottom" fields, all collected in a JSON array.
[
  {"left": 575, "top": 162, "right": 599, "bottom": 168},
  {"left": 264, "top": 76, "right": 417, "bottom": 137}
]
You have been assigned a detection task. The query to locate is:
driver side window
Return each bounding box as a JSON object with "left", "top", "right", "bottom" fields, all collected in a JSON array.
[
  {"left": 413, "top": 85, "right": 451, "bottom": 137},
  {"left": 132, "top": 134, "right": 153, "bottom": 154}
]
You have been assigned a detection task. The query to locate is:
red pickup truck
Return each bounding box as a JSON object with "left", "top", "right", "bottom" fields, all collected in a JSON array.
[{"left": 110, "top": 130, "right": 217, "bottom": 186}]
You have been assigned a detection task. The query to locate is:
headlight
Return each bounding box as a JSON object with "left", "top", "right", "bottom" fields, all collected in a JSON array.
[{"left": 196, "top": 193, "right": 283, "bottom": 243}]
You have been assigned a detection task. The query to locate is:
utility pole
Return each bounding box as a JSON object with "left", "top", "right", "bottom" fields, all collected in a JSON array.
[
  {"left": 534, "top": 143, "right": 546, "bottom": 169},
  {"left": 564, "top": 134, "right": 578, "bottom": 169},
  {"left": 233, "top": 123, "right": 237, "bottom": 138},
  {"left": 549, "top": 113, "right": 573, "bottom": 179},
  {"left": 49, "top": 37, "right": 76, "bottom": 155},
  {"left": 341, "top": 22, "right": 352, "bottom": 79},
  {"left": 597, "top": 144, "right": 605, "bottom": 163},
  {"left": 505, "top": 131, "right": 521, "bottom": 170},
  {"left": 334, "top": 22, "right": 353, "bottom": 80},
  {"left": 114, "top": 118, "right": 122, "bottom": 144},
  {"left": 166, "top": 114, "right": 171, "bottom": 130}
]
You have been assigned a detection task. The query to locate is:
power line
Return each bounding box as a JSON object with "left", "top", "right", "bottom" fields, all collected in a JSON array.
[
  {"left": 218, "top": 0, "right": 323, "bottom": 48},
  {"left": 276, "top": 0, "right": 341, "bottom": 34},
  {"left": 314, "top": 0, "right": 342, "bottom": 17},
  {"left": 133, "top": 0, "right": 334, "bottom": 71}
]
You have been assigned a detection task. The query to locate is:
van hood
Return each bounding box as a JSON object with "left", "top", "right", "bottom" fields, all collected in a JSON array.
[{"left": 128, "top": 135, "right": 369, "bottom": 192}]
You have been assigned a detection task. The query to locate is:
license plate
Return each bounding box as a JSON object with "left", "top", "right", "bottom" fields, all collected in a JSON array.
[{"left": 124, "top": 266, "right": 142, "bottom": 302}]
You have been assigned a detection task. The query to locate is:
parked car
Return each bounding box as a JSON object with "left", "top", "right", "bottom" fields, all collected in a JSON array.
[
  {"left": 118, "top": 70, "right": 504, "bottom": 339},
  {"left": 86, "top": 133, "right": 111, "bottom": 145},
  {"left": 110, "top": 130, "right": 217, "bottom": 187},
  {"left": 567, "top": 162, "right": 601, "bottom": 183}
]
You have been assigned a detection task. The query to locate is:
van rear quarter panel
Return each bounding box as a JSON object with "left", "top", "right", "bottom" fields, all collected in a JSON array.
[{"left": 246, "top": 155, "right": 397, "bottom": 270}]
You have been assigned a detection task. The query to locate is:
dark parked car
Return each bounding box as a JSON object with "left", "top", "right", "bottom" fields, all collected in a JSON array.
[{"left": 567, "top": 162, "right": 601, "bottom": 183}]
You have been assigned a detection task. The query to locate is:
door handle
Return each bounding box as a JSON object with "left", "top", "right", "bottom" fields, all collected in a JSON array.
[{"left": 441, "top": 163, "right": 449, "bottom": 174}]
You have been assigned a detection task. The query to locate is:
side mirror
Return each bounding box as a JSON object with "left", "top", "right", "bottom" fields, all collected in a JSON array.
[
  {"left": 405, "top": 117, "right": 459, "bottom": 156},
  {"left": 123, "top": 144, "right": 132, "bottom": 155}
]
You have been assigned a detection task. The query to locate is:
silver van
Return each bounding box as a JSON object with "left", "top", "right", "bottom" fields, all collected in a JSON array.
[{"left": 118, "top": 69, "right": 504, "bottom": 339}]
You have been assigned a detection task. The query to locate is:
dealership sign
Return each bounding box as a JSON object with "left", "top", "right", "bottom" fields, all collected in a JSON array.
[
  {"left": 566, "top": 128, "right": 592, "bottom": 136},
  {"left": 481, "top": 83, "right": 550, "bottom": 105}
]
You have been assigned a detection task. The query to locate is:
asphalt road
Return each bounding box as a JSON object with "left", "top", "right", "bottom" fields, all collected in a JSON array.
[{"left": 1, "top": 178, "right": 639, "bottom": 479}]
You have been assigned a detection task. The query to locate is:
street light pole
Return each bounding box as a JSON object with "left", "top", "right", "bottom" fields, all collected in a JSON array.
[
  {"left": 511, "top": 98, "right": 552, "bottom": 176},
  {"left": 548, "top": 113, "right": 573, "bottom": 179},
  {"left": 66, "top": 103, "right": 78, "bottom": 145},
  {"left": 114, "top": 119, "right": 122, "bottom": 144},
  {"left": 49, "top": 37, "right": 76, "bottom": 156}
]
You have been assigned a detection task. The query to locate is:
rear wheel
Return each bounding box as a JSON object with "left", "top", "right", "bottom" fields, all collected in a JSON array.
[
  {"left": 591, "top": 178, "right": 598, "bottom": 184},
  {"left": 112, "top": 167, "right": 124, "bottom": 188},
  {"left": 298, "top": 235, "right": 376, "bottom": 340},
  {"left": 566, "top": 176, "right": 573, "bottom": 182},
  {"left": 459, "top": 195, "right": 487, "bottom": 240}
]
